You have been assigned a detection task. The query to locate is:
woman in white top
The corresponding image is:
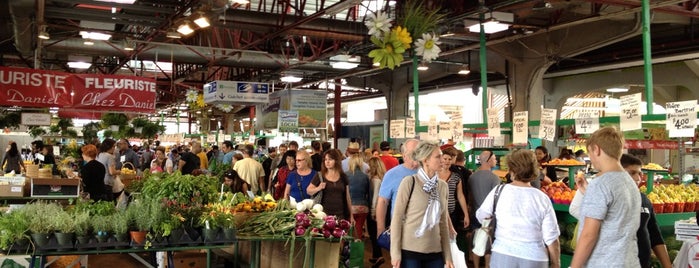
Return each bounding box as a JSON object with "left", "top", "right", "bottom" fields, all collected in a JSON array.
[
  {"left": 476, "top": 149, "right": 560, "bottom": 268},
  {"left": 366, "top": 157, "right": 387, "bottom": 267}
]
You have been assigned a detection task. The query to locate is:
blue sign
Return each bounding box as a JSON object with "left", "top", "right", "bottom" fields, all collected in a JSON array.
[
  {"left": 206, "top": 81, "right": 217, "bottom": 93},
  {"left": 237, "top": 83, "right": 269, "bottom": 94}
]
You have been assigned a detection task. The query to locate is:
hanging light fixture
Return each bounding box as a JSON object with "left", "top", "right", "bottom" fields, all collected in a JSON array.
[
  {"left": 166, "top": 29, "right": 182, "bottom": 39},
  {"left": 280, "top": 74, "right": 303, "bottom": 83},
  {"left": 123, "top": 39, "right": 134, "bottom": 51},
  {"left": 177, "top": 21, "right": 194, "bottom": 35},
  {"left": 193, "top": 13, "right": 210, "bottom": 28},
  {"left": 458, "top": 50, "right": 471, "bottom": 75},
  {"left": 417, "top": 63, "right": 429, "bottom": 71},
  {"left": 38, "top": 27, "right": 50, "bottom": 40},
  {"left": 83, "top": 39, "right": 94, "bottom": 45}
]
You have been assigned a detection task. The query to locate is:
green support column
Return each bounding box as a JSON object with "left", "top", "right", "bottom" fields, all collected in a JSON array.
[
  {"left": 642, "top": 0, "right": 654, "bottom": 114},
  {"left": 412, "top": 56, "right": 420, "bottom": 130},
  {"left": 479, "top": 12, "right": 489, "bottom": 123}
]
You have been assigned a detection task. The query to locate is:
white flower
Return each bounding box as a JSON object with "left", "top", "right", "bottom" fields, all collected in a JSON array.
[
  {"left": 185, "top": 89, "right": 198, "bottom": 103},
  {"left": 216, "top": 104, "right": 233, "bottom": 113},
  {"left": 414, "top": 33, "right": 441, "bottom": 63},
  {"left": 365, "top": 11, "right": 392, "bottom": 38}
]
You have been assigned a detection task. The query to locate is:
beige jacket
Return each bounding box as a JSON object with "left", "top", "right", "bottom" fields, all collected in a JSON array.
[{"left": 390, "top": 174, "right": 451, "bottom": 262}]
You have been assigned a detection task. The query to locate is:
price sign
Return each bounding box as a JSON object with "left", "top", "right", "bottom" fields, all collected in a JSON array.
[
  {"left": 439, "top": 121, "right": 451, "bottom": 139},
  {"left": 620, "top": 93, "right": 642, "bottom": 131},
  {"left": 428, "top": 115, "right": 438, "bottom": 137},
  {"left": 513, "top": 111, "right": 529, "bottom": 145},
  {"left": 487, "top": 108, "right": 500, "bottom": 137},
  {"left": 665, "top": 100, "right": 697, "bottom": 137},
  {"left": 575, "top": 110, "right": 600, "bottom": 134},
  {"left": 390, "top": 119, "right": 406, "bottom": 139},
  {"left": 451, "top": 112, "right": 463, "bottom": 142},
  {"left": 405, "top": 118, "right": 416, "bottom": 138},
  {"left": 538, "top": 108, "right": 557, "bottom": 142}
]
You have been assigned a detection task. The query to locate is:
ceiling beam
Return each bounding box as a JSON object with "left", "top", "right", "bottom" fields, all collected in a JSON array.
[
  {"left": 49, "top": 0, "right": 175, "bottom": 14},
  {"left": 584, "top": 0, "right": 699, "bottom": 18}
]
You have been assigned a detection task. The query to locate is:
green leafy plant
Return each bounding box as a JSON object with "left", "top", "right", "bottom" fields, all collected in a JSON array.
[
  {"left": 0, "top": 210, "right": 29, "bottom": 250},
  {"left": 57, "top": 118, "right": 73, "bottom": 132},
  {"left": 22, "top": 202, "right": 63, "bottom": 234},
  {"left": 72, "top": 199, "right": 116, "bottom": 217},
  {"left": 73, "top": 211, "right": 91, "bottom": 237},
  {"left": 28, "top": 126, "right": 47, "bottom": 138},
  {"left": 81, "top": 122, "right": 101, "bottom": 143},
  {"left": 62, "top": 128, "right": 78, "bottom": 138},
  {"left": 50, "top": 210, "right": 77, "bottom": 233},
  {"left": 111, "top": 211, "right": 130, "bottom": 235},
  {"left": 92, "top": 215, "right": 113, "bottom": 234},
  {"left": 127, "top": 200, "right": 154, "bottom": 231}
]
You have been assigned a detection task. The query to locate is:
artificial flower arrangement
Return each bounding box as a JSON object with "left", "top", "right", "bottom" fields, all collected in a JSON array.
[
  {"left": 185, "top": 89, "right": 234, "bottom": 113},
  {"left": 366, "top": 1, "right": 445, "bottom": 69}
]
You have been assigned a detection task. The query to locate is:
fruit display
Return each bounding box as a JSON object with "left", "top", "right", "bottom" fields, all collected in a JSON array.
[
  {"left": 121, "top": 167, "right": 136, "bottom": 175},
  {"left": 228, "top": 193, "right": 278, "bottom": 212},
  {"left": 543, "top": 158, "right": 585, "bottom": 166},
  {"left": 542, "top": 181, "right": 576, "bottom": 205},
  {"left": 645, "top": 184, "right": 699, "bottom": 213},
  {"left": 642, "top": 162, "right": 667, "bottom": 171}
]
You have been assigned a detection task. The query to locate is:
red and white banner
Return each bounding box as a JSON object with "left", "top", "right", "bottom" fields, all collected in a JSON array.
[
  {"left": 69, "top": 74, "right": 156, "bottom": 113},
  {"left": 0, "top": 66, "right": 72, "bottom": 107},
  {"left": 0, "top": 66, "right": 156, "bottom": 113},
  {"left": 624, "top": 140, "right": 679, "bottom": 150}
]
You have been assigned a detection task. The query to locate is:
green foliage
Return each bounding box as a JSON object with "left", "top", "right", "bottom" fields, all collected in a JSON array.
[
  {"left": 398, "top": 0, "right": 446, "bottom": 42},
  {"left": 49, "top": 125, "right": 60, "bottom": 134},
  {"left": 81, "top": 122, "right": 101, "bottom": 143},
  {"left": 57, "top": 118, "right": 73, "bottom": 131},
  {"left": 127, "top": 199, "right": 154, "bottom": 231},
  {"left": 21, "top": 202, "right": 64, "bottom": 234},
  {"left": 72, "top": 211, "right": 91, "bottom": 236},
  {"left": 62, "top": 128, "right": 78, "bottom": 138},
  {"left": 91, "top": 215, "right": 113, "bottom": 233},
  {"left": 140, "top": 172, "right": 219, "bottom": 205},
  {"left": 28, "top": 126, "right": 47, "bottom": 138},
  {"left": 100, "top": 113, "right": 129, "bottom": 128},
  {"left": 0, "top": 112, "right": 21, "bottom": 129},
  {"left": 0, "top": 210, "right": 29, "bottom": 250},
  {"left": 50, "top": 210, "right": 77, "bottom": 233},
  {"left": 111, "top": 211, "right": 130, "bottom": 235},
  {"left": 71, "top": 199, "right": 116, "bottom": 216}
]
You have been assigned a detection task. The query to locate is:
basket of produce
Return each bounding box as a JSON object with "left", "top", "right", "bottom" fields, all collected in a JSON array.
[{"left": 120, "top": 162, "right": 138, "bottom": 187}]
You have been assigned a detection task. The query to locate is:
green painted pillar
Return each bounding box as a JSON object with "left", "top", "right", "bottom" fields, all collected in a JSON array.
[
  {"left": 479, "top": 12, "right": 489, "bottom": 123},
  {"left": 642, "top": 0, "right": 654, "bottom": 114},
  {"left": 413, "top": 55, "right": 420, "bottom": 130}
]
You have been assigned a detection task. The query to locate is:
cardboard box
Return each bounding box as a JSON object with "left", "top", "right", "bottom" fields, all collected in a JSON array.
[
  {"left": 169, "top": 250, "right": 207, "bottom": 268},
  {"left": 0, "top": 176, "right": 28, "bottom": 197},
  {"left": 31, "top": 178, "right": 80, "bottom": 198}
]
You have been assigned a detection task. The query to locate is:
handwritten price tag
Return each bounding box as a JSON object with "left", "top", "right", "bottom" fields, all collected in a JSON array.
[
  {"left": 513, "top": 111, "right": 529, "bottom": 145},
  {"left": 665, "top": 100, "right": 697, "bottom": 137},
  {"left": 620, "top": 93, "right": 642, "bottom": 131},
  {"left": 538, "top": 108, "right": 557, "bottom": 142},
  {"left": 575, "top": 110, "right": 600, "bottom": 134},
  {"left": 487, "top": 108, "right": 500, "bottom": 137}
]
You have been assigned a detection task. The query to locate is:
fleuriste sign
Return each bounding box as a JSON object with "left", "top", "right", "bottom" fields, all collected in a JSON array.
[{"left": 0, "top": 66, "right": 156, "bottom": 113}]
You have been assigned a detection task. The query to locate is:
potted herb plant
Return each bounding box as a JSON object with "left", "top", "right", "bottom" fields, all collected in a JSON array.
[
  {"left": 111, "top": 211, "right": 130, "bottom": 244},
  {"left": 127, "top": 200, "right": 152, "bottom": 246},
  {"left": 50, "top": 210, "right": 76, "bottom": 250},
  {"left": 73, "top": 211, "right": 91, "bottom": 246},
  {"left": 23, "top": 202, "right": 63, "bottom": 248},
  {"left": 91, "top": 215, "right": 113, "bottom": 243},
  {"left": 0, "top": 210, "right": 29, "bottom": 253}
]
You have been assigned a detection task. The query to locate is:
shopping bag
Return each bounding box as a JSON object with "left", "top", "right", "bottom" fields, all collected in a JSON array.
[
  {"left": 472, "top": 218, "right": 493, "bottom": 257},
  {"left": 377, "top": 229, "right": 391, "bottom": 250},
  {"left": 570, "top": 222, "right": 580, "bottom": 250},
  {"left": 348, "top": 238, "right": 364, "bottom": 268},
  {"left": 450, "top": 238, "right": 467, "bottom": 268}
]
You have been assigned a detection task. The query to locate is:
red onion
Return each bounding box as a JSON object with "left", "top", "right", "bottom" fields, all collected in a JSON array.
[
  {"left": 295, "top": 226, "right": 307, "bottom": 236},
  {"left": 338, "top": 219, "right": 351, "bottom": 230},
  {"left": 332, "top": 227, "right": 345, "bottom": 238}
]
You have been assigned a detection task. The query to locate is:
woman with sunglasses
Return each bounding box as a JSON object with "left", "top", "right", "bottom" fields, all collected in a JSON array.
[{"left": 284, "top": 150, "right": 316, "bottom": 201}]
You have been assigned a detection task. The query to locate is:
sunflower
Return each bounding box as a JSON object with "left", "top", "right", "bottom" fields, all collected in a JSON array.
[{"left": 414, "top": 33, "right": 441, "bottom": 62}]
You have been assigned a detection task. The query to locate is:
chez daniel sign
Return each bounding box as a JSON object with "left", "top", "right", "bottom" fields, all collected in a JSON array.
[{"left": 0, "top": 66, "right": 156, "bottom": 113}]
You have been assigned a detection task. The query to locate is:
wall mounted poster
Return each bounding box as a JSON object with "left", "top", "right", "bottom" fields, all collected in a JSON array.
[
  {"left": 513, "top": 111, "right": 529, "bottom": 145},
  {"left": 277, "top": 110, "right": 299, "bottom": 133},
  {"left": 665, "top": 100, "right": 697, "bottom": 138},
  {"left": 620, "top": 93, "right": 642, "bottom": 131}
]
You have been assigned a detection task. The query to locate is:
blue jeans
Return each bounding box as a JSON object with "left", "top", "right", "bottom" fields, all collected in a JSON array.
[{"left": 401, "top": 253, "right": 444, "bottom": 268}]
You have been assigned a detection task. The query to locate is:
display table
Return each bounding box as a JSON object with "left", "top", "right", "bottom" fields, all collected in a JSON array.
[
  {"left": 21, "top": 235, "right": 341, "bottom": 268},
  {"left": 642, "top": 169, "right": 670, "bottom": 193}
]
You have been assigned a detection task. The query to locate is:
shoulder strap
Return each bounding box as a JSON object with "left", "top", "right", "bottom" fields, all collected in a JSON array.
[
  {"left": 296, "top": 173, "right": 307, "bottom": 199},
  {"left": 492, "top": 184, "right": 505, "bottom": 213},
  {"left": 409, "top": 175, "right": 416, "bottom": 199}
]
